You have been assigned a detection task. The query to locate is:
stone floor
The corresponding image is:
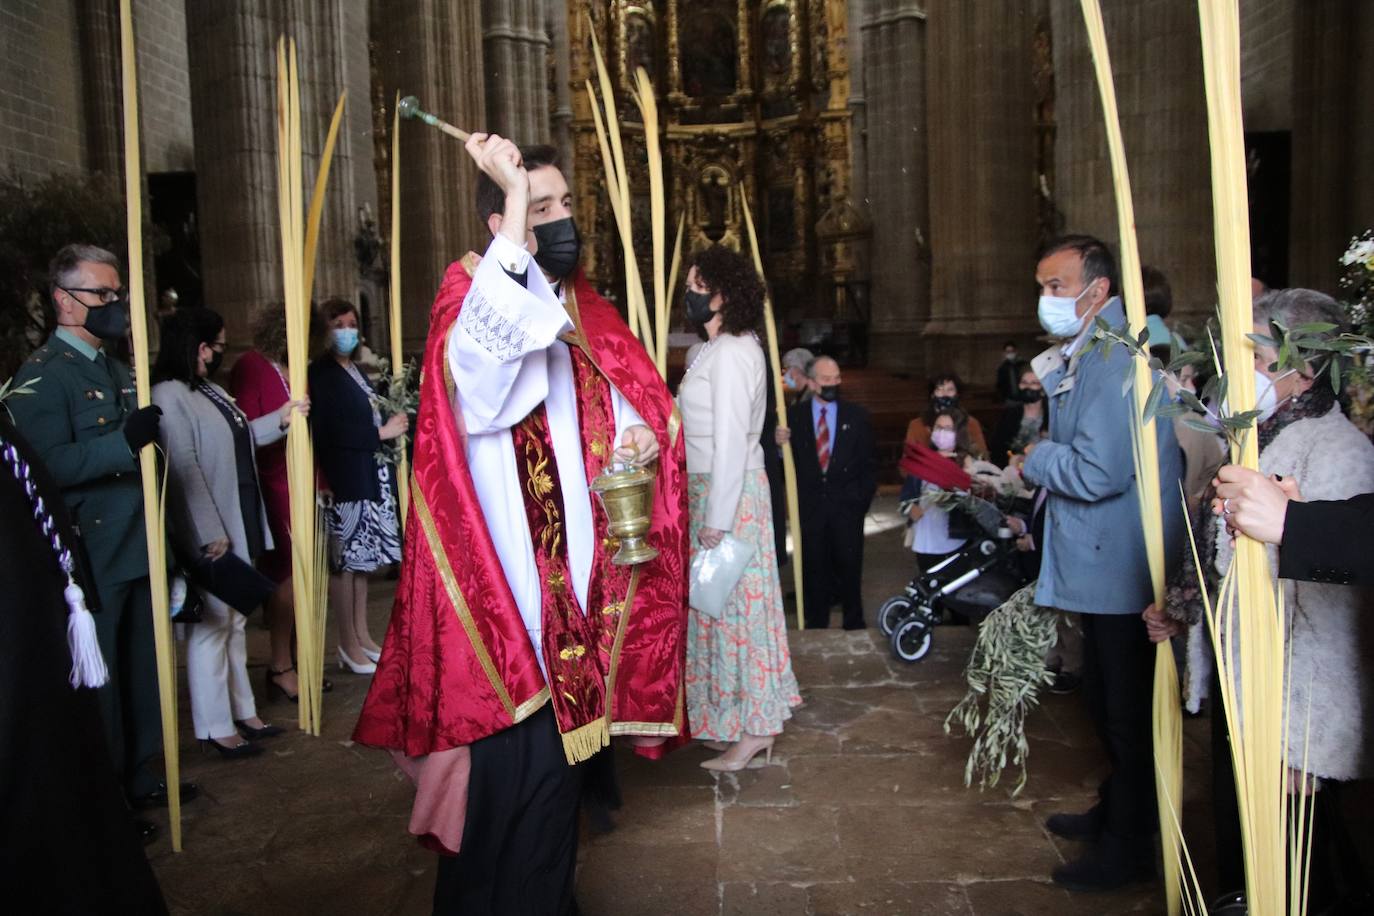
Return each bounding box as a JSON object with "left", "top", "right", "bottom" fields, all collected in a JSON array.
[{"left": 143, "top": 496, "right": 1362, "bottom": 914}]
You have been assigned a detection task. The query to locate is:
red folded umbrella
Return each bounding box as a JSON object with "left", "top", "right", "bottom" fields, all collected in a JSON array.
[{"left": 900, "top": 440, "right": 972, "bottom": 492}]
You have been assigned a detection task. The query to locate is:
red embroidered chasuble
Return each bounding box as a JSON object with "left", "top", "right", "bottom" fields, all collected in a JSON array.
[{"left": 353, "top": 253, "right": 689, "bottom": 765}]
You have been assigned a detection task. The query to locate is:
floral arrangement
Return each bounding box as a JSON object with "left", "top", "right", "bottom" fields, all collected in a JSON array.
[
  {"left": 1339, "top": 230, "right": 1374, "bottom": 331},
  {"left": 1337, "top": 231, "right": 1374, "bottom": 434}
]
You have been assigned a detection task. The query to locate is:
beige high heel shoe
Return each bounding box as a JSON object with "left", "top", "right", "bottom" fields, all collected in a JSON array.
[
  {"left": 701, "top": 740, "right": 730, "bottom": 753},
  {"left": 700, "top": 734, "right": 774, "bottom": 772}
]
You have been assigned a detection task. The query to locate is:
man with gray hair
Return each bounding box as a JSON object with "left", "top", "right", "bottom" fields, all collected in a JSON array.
[
  {"left": 10, "top": 243, "right": 183, "bottom": 843},
  {"left": 780, "top": 347, "right": 816, "bottom": 405}
]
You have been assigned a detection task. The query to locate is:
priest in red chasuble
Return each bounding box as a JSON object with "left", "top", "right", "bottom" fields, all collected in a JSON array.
[{"left": 353, "top": 134, "right": 688, "bottom": 914}]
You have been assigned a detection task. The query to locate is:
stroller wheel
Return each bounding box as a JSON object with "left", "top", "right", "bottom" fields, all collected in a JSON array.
[
  {"left": 877, "top": 596, "right": 914, "bottom": 637},
  {"left": 891, "top": 615, "right": 934, "bottom": 663}
]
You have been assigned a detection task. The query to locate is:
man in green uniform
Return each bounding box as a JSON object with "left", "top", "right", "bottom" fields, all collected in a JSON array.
[{"left": 9, "top": 244, "right": 190, "bottom": 842}]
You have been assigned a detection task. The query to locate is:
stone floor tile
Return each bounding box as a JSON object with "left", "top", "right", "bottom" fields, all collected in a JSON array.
[
  {"left": 802, "top": 684, "right": 923, "bottom": 714},
  {"left": 795, "top": 646, "right": 905, "bottom": 688},
  {"left": 722, "top": 881, "right": 811, "bottom": 915},
  {"left": 792, "top": 690, "right": 875, "bottom": 732},
  {"left": 774, "top": 723, "right": 845, "bottom": 759},
  {"left": 838, "top": 706, "right": 952, "bottom": 754},
  {"left": 961, "top": 877, "right": 1159, "bottom": 915},
  {"left": 588, "top": 783, "right": 718, "bottom": 847},
  {"left": 718, "top": 806, "right": 847, "bottom": 883},
  {"left": 787, "top": 742, "right": 1027, "bottom": 808},
  {"left": 837, "top": 805, "right": 1061, "bottom": 885},
  {"left": 722, "top": 761, "right": 800, "bottom": 808},
  {"left": 807, "top": 880, "right": 972, "bottom": 916},
  {"left": 577, "top": 841, "right": 721, "bottom": 916}
]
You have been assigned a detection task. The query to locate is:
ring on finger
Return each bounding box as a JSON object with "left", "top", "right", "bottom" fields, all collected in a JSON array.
[{"left": 1222, "top": 497, "right": 1233, "bottom": 516}]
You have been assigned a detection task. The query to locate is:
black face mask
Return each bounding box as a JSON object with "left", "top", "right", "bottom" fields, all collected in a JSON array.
[
  {"left": 531, "top": 217, "right": 581, "bottom": 279},
  {"left": 818, "top": 384, "right": 840, "bottom": 402},
  {"left": 204, "top": 348, "right": 224, "bottom": 378},
  {"left": 83, "top": 297, "right": 130, "bottom": 339},
  {"left": 1017, "top": 387, "right": 1044, "bottom": 403},
  {"left": 684, "top": 289, "right": 715, "bottom": 325},
  {"left": 931, "top": 395, "right": 958, "bottom": 411}
]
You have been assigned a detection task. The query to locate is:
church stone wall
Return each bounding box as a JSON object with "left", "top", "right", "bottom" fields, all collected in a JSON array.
[
  {"left": 1048, "top": 0, "right": 1216, "bottom": 323},
  {"left": 1239, "top": 0, "right": 1294, "bottom": 133},
  {"left": 1, "top": 0, "right": 87, "bottom": 180},
  {"left": 134, "top": 0, "right": 195, "bottom": 174}
]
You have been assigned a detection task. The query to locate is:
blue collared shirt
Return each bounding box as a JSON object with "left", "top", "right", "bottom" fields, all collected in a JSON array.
[
  {"left": 811, "top": 396, "right": 837, "bottom": 457},
  {"left": 55, "top": 327, "right": 102, "bottom": 361}
]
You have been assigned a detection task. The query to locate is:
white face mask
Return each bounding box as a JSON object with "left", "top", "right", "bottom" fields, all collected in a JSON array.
[
  {"left": 1254, "top": 367, "right": 1296, "bottom": 422},
  {"left": 1037, "top": 283, "right": 1097, "bottom": 338}
]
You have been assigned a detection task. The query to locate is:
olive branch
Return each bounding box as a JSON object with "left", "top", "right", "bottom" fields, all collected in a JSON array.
[
  {"left": 373, "top": 357, "right": 417, "bottom": 466},
  {"left": 1081, "top": 314, "right": 1373, "bottom": 451}
]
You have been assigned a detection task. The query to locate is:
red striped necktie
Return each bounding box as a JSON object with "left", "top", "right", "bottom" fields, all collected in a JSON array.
[{"left": 816, "top": 404, "right": 831, "bottom": 472}]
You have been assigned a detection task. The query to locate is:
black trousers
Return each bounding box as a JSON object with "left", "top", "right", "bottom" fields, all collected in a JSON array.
[
  {"left": 93, "top": 575, "right": 163, "bottom": 798},
  {"left": 1080, "top": 612, "right": 1157, "bottom": 841},
  {"left": 433, "top": 705, "right": 585, "bottom": 915},
  {"left": 801, "top": 503, "right": 866, "bottom": 629}
]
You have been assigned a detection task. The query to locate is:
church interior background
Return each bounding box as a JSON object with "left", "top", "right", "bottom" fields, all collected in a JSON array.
[
  {"left": 5, "top": 3, "right": 1374, "bottom": 912},
  {"left": 7, "top": 1, "right": 1370, "bottom": 396}
]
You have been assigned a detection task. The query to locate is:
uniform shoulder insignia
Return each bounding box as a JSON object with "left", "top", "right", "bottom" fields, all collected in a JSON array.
[{"left": 25, "top": 345, "right": 56, "bottom": 365}]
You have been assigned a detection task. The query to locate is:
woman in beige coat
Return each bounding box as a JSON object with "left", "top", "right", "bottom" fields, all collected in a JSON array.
[{"left": 677, "top": 246, "right": 801, "bottom": 772}]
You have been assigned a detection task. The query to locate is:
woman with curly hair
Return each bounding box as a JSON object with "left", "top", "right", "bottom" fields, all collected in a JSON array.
[{"left": 677, "top": 245, "right": 801, "bottom": 772}]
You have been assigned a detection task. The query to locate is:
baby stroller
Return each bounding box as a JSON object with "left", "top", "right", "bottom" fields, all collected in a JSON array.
[{"left": 879, "top": 491, "right": 1030, "bottom": 663}]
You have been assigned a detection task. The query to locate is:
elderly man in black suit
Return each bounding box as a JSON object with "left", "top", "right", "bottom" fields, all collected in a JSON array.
[{"left": 779, "top": 356, "right": 877, "bottom": 629}]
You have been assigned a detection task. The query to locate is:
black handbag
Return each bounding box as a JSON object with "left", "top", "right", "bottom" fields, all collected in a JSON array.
[{"left": 186, "top": 552, "right": 276, "bottom": 616}]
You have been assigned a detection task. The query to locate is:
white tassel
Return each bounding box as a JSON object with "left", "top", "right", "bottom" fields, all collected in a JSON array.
[{"left": 64, "top": 581, "right": 109, "bottom": 689}]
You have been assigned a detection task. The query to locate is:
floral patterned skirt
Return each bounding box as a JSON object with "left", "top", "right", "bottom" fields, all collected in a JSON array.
[
  {"left": 326, "top": 462, "right": 402, "bottom": 574},
  {"left": 686, "top": 468, "right": 802, "bottom": 741}
]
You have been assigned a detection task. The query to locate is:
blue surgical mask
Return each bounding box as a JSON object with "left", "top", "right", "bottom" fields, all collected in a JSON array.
[
  {"left": 331, "top": 327, "right": 359, "bottom": 355},
  {"left": 1037, "top": 284, "right": 1096, "bottom": 338},
  {"left": 783, "top": 372, "right": 798, "bottom": 390}
]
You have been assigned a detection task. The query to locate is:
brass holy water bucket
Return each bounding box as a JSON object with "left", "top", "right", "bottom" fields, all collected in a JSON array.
[{"left": 589, "top": 462, "right": 658, "bottom": 566}]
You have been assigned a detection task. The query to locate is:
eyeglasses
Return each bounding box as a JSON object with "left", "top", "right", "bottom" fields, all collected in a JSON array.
[{"left": 60, "top": 286, "right": 128, "bottom": 304}]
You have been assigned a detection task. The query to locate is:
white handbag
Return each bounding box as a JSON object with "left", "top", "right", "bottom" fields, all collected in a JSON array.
[{"left": 689, "top": 534, "right": 754, "bottom": 619}]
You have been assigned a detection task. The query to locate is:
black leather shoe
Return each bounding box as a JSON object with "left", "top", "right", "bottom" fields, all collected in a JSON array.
[
  {"left": 1208, "top": 891, "right": 1246, "bottom": 915},
  {"left": 201, "top": 737, "right": 264, "bottom": 759},
  {"left": 1046, "top": 805, "right": 1103, "bottom": 840},
  {"left": 1048, "top": 670, "right": 1083, "bottom": 695},
  {"left": 235, "top": 720, "right": 286, "bottom": 740},
  {"left": 136, "top": 818, "right": 158, "bottom": 846},
  {"left": 131, "top": 780, "right": 200, "bottom": 810},
  {"left": 1051, "top": 834, "right": 1155, "bottom": 892}
]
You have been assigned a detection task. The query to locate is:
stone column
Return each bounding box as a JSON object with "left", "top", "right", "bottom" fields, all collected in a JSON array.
[
  {"left": 845, "top": 0, "right": 868, "bottom": 204},
  {"left": 861, "top": 0, "right": 930, "bottom": 370},
  {"left": 920, "top": 0, "right": 1042, "bottom": 384},
  {"left": 77, "top": 0, "right": 124, "bottom": 177},
  {"left": 482, "top": 0, "right": 550, "bottom": 144},
  {"left": 1049, "top": 0, "right": 1214, "bottom": 323},
  {"left": 1289, "top": 1, "right": 1374, "bottom": 294},
  {"left": 546, "top": 0, "right": 574, "bottom": 182},
  {"left": 371, "top": 0, "right": 487, "bottom": 351},
  {"left": 186, "top": 1, "right": 371, "bottom": 347}
]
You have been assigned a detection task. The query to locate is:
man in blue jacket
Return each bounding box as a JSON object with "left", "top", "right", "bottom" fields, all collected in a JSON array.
[{"left": 1020, "top": 235, "right": 1185, "bottom": 892}]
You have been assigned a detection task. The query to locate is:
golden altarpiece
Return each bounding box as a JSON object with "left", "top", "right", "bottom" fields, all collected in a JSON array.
[{"left": 568, "top": 1, "right": 869, "bottom": 359}]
